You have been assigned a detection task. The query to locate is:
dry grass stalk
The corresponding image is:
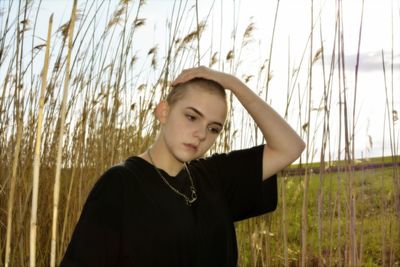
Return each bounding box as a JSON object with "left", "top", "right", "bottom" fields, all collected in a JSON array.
[
  {"left": 281, "top": 177, "right": 289, "bottom": 267},
  {"left": 28, "top": 12, "right": 53, "bottom": 267},
  {"left": 4, "top": 121, "right": 23, "bottom": 267},
  {"left": 50, "top": 2, "right": 77, "bottom": 266},
  {"left": 381, "top": 47, "right": 400, "bottom": 250},
  {"left": 301, "top": 1, "right": 314, "bottom": 266},
  {"left": 264, "top": 0, "right": 280, "bottom": 101},
  {"left": 28, "top": 14, "right": 53, "bottom": 267},
  {"left": 13, "top": 1, "right": 33, "bottom": 267},
  {"left": 181, "top": 21, "right": 206, "bottom": 45},
  {"left": 2, "top": 5, "right": 19, "bottom": 261},
  {"left": 349, "top": 0, "right": 366, "bottom": 265},
  {"left": 195, "top": 0, "right": 201, "bottom": 66}
]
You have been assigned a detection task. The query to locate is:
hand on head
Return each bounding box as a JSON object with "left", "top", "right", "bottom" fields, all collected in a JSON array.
[{"left": 172, "top": 66, "right": 241, "bottom": 91}]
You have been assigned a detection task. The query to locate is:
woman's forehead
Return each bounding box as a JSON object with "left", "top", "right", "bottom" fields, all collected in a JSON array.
[{"left": 174, "top": 89, "right": 227, "bottom": 120}]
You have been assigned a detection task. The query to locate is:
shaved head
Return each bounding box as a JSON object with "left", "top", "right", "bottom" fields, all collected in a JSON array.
[{"left": 166, "top": 78, "right": 226, "bottom": 106}]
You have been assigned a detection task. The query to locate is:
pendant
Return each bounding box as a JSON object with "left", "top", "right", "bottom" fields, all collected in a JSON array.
[{"left": 186, "top": 186, "right": 197, "bottom": 206}]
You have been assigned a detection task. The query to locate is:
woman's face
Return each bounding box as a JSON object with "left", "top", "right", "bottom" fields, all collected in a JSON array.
[{"left": 159, "top": 87, "right": 227, "bottom": 163}]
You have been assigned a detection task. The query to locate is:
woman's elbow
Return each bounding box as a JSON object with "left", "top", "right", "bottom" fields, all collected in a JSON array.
[
  {"left": 298, "top": 139, "right": 306, "bottom": 155},
  {"left": 289, "top": 139, "right": 306, "bottom": 162}
]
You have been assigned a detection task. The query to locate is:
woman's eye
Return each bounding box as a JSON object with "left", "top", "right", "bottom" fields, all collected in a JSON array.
[
  {"left": 208, "top": 127, "right": 221, "bottom": 134},
  {"left": 186, "top": 114, "right": 196, "bottom": 121}
]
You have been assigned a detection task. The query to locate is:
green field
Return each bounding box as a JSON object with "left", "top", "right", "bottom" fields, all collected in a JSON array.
[{"left": 236, "top": 160, "right": 400, "bottom": 266}]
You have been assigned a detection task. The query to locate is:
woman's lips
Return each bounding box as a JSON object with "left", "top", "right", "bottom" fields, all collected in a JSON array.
[{"left": 183, "top": 143, "right": 198, "bottom": 152}]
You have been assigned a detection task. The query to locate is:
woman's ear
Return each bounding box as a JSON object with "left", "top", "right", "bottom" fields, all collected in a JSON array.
[{"left": 155, "top": 100, "right": 169, "bottom": 123}]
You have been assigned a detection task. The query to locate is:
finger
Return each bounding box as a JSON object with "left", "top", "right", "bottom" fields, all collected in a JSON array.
[
  {"left": 171, "top": 69, "right": 204, "bottom": 86},
  {"left": 171, "top": 66, "right": 214, "bottom": 86}
]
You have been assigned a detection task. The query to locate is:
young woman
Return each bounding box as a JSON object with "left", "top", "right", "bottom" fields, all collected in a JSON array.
[{"left": 60, "top": 66, "right": 305, "bottom": 267}]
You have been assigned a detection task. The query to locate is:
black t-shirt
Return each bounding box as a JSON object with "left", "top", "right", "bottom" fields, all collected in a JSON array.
[{"left": 60, "top": 145, "right": 277, "bottom": 267}]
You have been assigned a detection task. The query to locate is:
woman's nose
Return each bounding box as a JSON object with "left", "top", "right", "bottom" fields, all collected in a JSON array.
[{"left": 194, "top": 126, "right": 207, "bottom": 141}]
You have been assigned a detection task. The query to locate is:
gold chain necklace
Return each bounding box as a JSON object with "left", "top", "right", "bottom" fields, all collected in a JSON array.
[{"left": 147, "top": 149, "right": 197, "bottom": 206}]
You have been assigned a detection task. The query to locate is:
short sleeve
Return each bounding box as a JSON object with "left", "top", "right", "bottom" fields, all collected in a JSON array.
[
  {"left": 60, "top": 166, "right": 125, "bottom": 267},
  {"left": 208, "top": 145, "right": 278, "bottom": 222}
]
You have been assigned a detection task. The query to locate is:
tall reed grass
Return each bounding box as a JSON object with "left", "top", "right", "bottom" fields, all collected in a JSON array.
[{"left": 0, "top": 0, "right": 398, "bottom": 266}]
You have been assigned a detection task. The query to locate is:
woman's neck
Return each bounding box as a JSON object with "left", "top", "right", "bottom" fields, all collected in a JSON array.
[{"left": 139, "top": 138, "right": 184, "bottom": 176}]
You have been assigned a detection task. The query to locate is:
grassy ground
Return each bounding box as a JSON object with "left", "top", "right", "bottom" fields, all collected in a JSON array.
[{"left": 236, "top": 162, "right": 400, "bottom": 266}]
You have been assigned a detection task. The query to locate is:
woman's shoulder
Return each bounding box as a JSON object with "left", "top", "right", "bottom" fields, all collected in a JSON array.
[
  {"left": 122, "top": 155, "right": 151, "bottom": 174},
  {"left": 91, "top": 159, "right": 138, "bottom": 191},
  {"left": 87, "top": 156, "right": 147, "bottom": 198},
  {"left": 101, "top": 162, "right": 132, "bottom": 180},
  {"left": 84, "top": 164, "right": 127, "bottom": 203},
  {"left": 105, "top": 163, "right": 129, "bottom": 174}
]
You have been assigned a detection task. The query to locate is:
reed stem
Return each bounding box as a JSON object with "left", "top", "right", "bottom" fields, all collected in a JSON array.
[{"left": 50, "top": 1, "right": 77, "bottom": 266}]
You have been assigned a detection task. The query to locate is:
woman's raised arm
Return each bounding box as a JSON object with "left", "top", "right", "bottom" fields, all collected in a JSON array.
[{"left": 172, "top": 66, "right": 306, "bottom": 180}]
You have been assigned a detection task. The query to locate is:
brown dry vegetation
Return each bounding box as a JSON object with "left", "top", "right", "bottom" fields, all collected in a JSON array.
[{"left": 0, "top": 0, "right": 399, "bottom": 266}]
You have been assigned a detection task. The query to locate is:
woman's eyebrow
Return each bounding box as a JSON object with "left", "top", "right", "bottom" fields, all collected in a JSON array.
[{"left": 185, "top": 107, "right": 224, "bottom": 127}]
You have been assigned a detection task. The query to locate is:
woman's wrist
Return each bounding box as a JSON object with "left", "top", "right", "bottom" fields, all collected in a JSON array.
[{"left": 224, "top": 76, "right": 247, "bottom": 94}]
